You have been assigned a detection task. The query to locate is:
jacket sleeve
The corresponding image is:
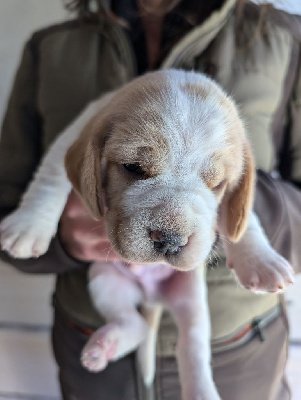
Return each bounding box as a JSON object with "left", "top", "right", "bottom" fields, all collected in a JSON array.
[
  {"left": 0, "top": 38, "right": 87, "bottom": 274},
  {"left": 254, "top": 43, "right": 301, "bottom": 273}
]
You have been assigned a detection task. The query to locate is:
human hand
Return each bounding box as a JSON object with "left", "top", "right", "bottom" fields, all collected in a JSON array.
[{"left": 59, "top": 190, "right": 119, "bottom": 262}]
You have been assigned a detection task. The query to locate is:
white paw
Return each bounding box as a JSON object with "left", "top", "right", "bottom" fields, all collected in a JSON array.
[
  {"left": 0, "top": 210, "right": 55, "bottom": 259},
  {"left": 228, "top": 246, "right": 294, "bottom": 294},
  {"left": 81, "top": 324, "right": 119, "bottom": 372},
  {"left": 81, "top": 317, "right": 147, "bottom": 373}
]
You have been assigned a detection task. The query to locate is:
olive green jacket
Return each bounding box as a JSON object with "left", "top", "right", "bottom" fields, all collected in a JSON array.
[{"left": 1, "top": 0, "right": 301, "bottom": 346}]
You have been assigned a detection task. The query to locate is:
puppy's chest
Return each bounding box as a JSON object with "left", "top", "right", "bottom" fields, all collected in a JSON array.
[{"left": 121, "top": 262, "right": 175, "bottom": 297}]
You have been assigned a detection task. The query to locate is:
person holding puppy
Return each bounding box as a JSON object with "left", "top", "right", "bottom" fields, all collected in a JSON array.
[{"left": 1, "top": 1, "right": 301, "bottom": 399}]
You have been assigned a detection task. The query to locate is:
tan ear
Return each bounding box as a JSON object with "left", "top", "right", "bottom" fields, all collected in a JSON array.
[
  {"left": 225, "top": 142, "right": 255, "bottom": 242},
  {"left": 65, "top": 117, "right": 109, "bottom": 220}
]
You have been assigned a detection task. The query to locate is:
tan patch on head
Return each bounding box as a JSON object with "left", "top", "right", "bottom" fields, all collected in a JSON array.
[
  {"left": 180, "top": 82, "right": 209, "bottom": 99},
  {"left": 105, "top": 134, "right": 170, "bottom": 178},
  {"left": 200, "top": 163, "right": 222, "bottom": 189},
  {"left": 216, "top": 94, "right": 248, "bottom": 186},
  {"left": 65, "top": 72, "right": 173, "bottom": 225},
  {"left": 218, "top": 95, "right": 235, "bottom": 111},
  {"left": 102, "top": 74, "right": 172, "bottom": 178}
]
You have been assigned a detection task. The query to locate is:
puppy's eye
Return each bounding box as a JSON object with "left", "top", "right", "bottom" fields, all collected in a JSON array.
[
  {"left": 123, "top": 163, "right": 145, "bottom": 176},
  {"left": 213, "top": 180, "right": 226, "bottom": 191}
]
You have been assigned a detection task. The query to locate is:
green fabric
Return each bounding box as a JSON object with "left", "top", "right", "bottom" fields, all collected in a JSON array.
[{"left": 207, "top": 262, "right": 277, "bottom": 340}]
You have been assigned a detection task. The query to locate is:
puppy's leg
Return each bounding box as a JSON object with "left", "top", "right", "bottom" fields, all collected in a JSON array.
[
  {"left": 162, "top": 267, "right": 221, "bottom": 400},
  {"left": 81, "top": 262, "right": 148, "bottom": 373},
  {"left": 0, "top": 95, "right": 112, "bottom": 259},
  {"left": 137, "top": 304, "right": 163, "bottom": 386},
  {"left": 221, "top": 211, "right": 294, "bottom": 293}
]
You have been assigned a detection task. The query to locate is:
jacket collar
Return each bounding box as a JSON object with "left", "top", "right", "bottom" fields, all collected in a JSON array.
[{"left": 161, "top": 0, "right": 237, "bottom": 68}]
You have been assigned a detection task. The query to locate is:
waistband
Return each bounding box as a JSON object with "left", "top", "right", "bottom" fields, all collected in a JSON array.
[
  {"left": 68, "top": 304, "right": 281, "bottom": 354},
  {"left": 211, "top": 305, "right": 281, "bottom": 353}
]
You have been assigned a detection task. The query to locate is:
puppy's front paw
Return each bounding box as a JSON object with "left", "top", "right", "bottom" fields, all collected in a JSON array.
[
  {"left": 228, "top": 247, "right": 294, "bottom": 294},
  {"left": 0, "top": 211, "right": 55, "bottom": 258}
]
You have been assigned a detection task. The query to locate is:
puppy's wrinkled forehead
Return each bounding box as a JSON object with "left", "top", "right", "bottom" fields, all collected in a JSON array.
[{"left": 105, "top": 70, "right": 243, "bottom": 176}]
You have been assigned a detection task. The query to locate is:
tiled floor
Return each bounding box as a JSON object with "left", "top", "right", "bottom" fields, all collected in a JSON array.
[
  {"left": 0, "top": 329, "right": 60, "bottom": 399},
  {"left": 285, "top": 277, "right": 301, "bottom": 400},
  {"left": 0, "top": 260, "right": 300, "bottom": 400},
  {"left": 287, "top": 345, "right": 301, "bottom": 400}
]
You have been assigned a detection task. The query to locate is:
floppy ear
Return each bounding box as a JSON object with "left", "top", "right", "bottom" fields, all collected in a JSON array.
[
  {"left": 65, "top": 116, "right": 109, "bottom": 220},
  {"left": 219, "top": 142, "right": 255, "bottom": 242}
]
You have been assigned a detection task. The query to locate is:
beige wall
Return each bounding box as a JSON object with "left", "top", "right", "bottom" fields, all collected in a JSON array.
[{"left": 0, "top": 0, "right": 70, "bottom": 126}]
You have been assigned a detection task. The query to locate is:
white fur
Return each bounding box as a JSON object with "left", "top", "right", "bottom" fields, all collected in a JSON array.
[{"left": 0, "top": 70, "right": 294, "bottom": 400}]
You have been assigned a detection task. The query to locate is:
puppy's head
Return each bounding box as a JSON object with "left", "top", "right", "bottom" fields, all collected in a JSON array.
[{"left": 65, "top": 70, "right": 254, "bottom": 270}]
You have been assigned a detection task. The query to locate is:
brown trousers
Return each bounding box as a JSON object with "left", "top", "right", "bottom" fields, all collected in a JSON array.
[{"left": 52, "top": 306, "right": 290, "bottom": 400}]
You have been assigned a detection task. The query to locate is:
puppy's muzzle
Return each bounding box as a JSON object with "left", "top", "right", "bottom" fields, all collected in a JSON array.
[{"left": 150, "top": 230, "right": 188, "bottom": 256}]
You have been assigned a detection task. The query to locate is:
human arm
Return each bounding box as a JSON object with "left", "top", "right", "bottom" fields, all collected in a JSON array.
[
  {"left": 58, "top": 190, "right": 119, "bottom": 262},
  {"left": 0, "top": 38, "right": 91, "bottom": 274}
]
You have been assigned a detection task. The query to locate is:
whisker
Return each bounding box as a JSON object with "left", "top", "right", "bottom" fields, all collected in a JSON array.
[{"left": 216, "top": 233, "right": 231, "bottom": 245}]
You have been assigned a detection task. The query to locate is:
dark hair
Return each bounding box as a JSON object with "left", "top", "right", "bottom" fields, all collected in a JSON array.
[
  {"left": 63, "top": 0, "right": 188, "bottom": 18},
  {"left": 62, "top": 0, "right": 107, "bottom": 19},
  {"left": 63, "top": 0, "right": 271, "bottom": 44},
  {"left": 62, "top": 0, "right": 267, "bottom": 21}
]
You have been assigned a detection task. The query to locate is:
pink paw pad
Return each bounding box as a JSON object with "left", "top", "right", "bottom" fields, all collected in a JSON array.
[{"left": 81, "top": 337, "right": 117, "bottom": 372}]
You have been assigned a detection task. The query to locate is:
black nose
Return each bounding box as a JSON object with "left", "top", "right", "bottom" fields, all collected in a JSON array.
[{"left": 150, "top": 231, "right": 186, "bottom": 256}]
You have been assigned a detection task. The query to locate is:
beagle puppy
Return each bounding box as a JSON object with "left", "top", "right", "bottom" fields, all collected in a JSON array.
[{"left": 0, "top": 70, "right": 293, "bottom": 400}]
